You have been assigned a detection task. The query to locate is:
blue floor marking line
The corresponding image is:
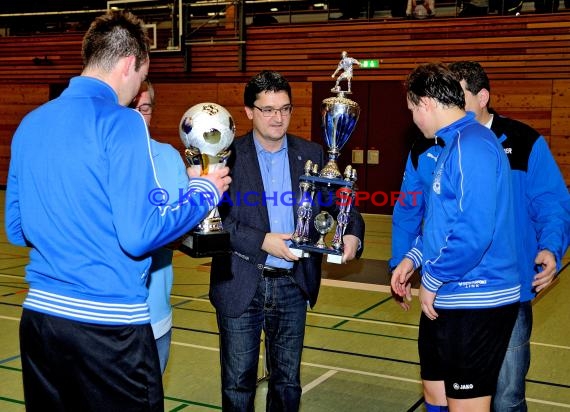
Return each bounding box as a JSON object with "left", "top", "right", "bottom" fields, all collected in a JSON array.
[
  {"left": 0, "top": 395, "right": 25, "bottom": 406},
  {"left": 0, "top": 354, "right": 20, "bottom": 365},
  {"left": 526, "top": 378, "right": 570, "bottom": 389},
  {"left": 307, "top": 323, "right": 418, "bottom": 341},
  {"left": 407, "top": 396, "right": 425, "bottom": 411},
  {"left": 304, "top": 344, "right": 420, "bottom": 366},
  {"left": 164, "top": 395, "right": 221, "bottom": 410}
]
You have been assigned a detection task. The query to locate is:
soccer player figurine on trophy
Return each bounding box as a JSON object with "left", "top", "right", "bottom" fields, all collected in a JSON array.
[
  {"left": 291, "top": 51, "right": 360, "bottom": 264},
  {"left": 178, "top": 102, "right": 235, "bottom": 257},
  {"left": 331, "top": 50, "right": 361, "bottom": 94}
]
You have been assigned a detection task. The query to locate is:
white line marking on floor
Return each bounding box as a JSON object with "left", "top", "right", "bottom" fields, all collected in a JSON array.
[
  {"left": 168, "top": 342, "right": 570, "bottom": 407},
  {"left": 171, "top": 295, "right": 209, "bottom": 302},
  {"left": 0, "top": 274, "right": 26, "bottom": 280},
  {"left": 170, "top": 296, "right": 570, "bottom": 349},
  {"left": 302, "top": 361, "right": 421, "bottom": 384},
  {"left": 302, "top": 370, "right": 337, "bottom": 394},
  {"left": 530, "top": 341, "right": 570, "bottom": 350},
  {"left": 321, "top": 279, "right": 392, "bottom": 292},
  {"left": 321, "top": 278, "right": 421, "bottom": 295},
  {"left": 527, "top": 398, "right": 570, "bottom": 408},
  {"left": 172, "top": 341, "right": 219, "bottom": 352},
  {"left": 2, "top": 295, "right": 568, "bottom": 351}
]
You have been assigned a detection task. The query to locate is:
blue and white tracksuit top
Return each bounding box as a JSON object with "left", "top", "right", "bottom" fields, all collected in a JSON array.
[
  {"left": 389, "top": 135, "right": 444, "bottom": 270},
  {"left": 405, "top": 113, "right": 521, "bottom": 309},
  {"left": 5, "top": 76, "right": 220, "bottom": 325},
  {"left": 147, "top": 139, "right": 189, "bottom": 339},
  {"left": 392, "top": 110, "right": 570, "bottom": 304},
  {"left": 489, "top": 110, "right": 570, "bottom": 302}
]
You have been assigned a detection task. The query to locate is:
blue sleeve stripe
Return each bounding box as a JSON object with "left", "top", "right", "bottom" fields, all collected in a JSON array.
[
  {"left": 421, "top": 271, "right": 443, "bottom": 292},
  {"left": 405, "top": 247, "right": 422, "bottom": 269},
  {"left": 188, "top": 178, "right": 220, "bottom": 207}
]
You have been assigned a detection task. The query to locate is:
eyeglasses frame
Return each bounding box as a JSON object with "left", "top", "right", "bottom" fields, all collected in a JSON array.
[{"left": 252, "top": 104, "right": 293, "bottom": 117}]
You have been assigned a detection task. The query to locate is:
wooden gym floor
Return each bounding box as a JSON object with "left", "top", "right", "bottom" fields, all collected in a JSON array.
[{"left": 0, "top": 192, "right": 568, "bottom": 411}]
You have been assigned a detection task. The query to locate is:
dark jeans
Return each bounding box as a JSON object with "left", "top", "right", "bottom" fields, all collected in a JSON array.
[
  {"left": 217, "top": 275, "right": 307, "bottom": 412},
  {"left": 493, "top": 301, "right": 532, "bottom": 412},
  {"left": 156, "top": 329, "right": 172, "bottom": 374}
]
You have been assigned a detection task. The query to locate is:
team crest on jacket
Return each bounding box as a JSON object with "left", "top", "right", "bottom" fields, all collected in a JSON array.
[{"left": 432, "top": 166, "right": 442, "bottom": 194}]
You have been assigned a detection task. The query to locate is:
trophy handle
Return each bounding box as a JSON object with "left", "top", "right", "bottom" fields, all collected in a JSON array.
[
  {"left": 331, "top": 186, "right": 354, "bottom": 250},
  {"left": 292, "top": 180, "right": 315, "bottom": 244},
  {"left": 185, "top": 147, "right": 201, "bottom": 166},
  {"left": 186, "top": 148, "right": 231, "bottom": 176}
]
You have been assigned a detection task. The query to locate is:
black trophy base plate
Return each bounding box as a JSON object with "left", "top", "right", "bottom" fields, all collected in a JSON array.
[
  {"left": 293, "top": 243, "right": 342, "bottom": 255},
  {"left": 299, "top": 175, "right": 354, "bottom": 188},
  {"left": 178, "top": 231, "right": 231, "bottom": 258},
  {"left": 290, "top": 242, "right": 344, "bottom": 264}
]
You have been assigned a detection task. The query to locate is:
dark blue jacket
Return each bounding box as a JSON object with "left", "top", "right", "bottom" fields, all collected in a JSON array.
[{"left": 210, "top": 132, "right": 365, "bottom": 317}]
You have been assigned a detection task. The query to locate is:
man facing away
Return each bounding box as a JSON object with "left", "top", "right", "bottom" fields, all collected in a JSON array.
[
  {"left": 5, "top": 10, "right": 230, "bottom": 411},
  {"left": 392, "top": 62, "right": 520, "bottom": 412},
  {"left": 209, "top": 70, "right": 365, "bottom": 411},
  {"left": 449, "top": 60, "right": 570, "bottom": 411},
  {"left": 390, "top": 60, "right": 570, "bottom": 411}
]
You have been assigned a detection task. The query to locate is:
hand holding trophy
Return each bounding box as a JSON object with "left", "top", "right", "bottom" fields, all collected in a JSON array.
[
  {"left": 178, "top": 102, "right": 235, "bottom": 257},
  {"left": 290, "top": 51, "right": 360, "bottom": 264}
]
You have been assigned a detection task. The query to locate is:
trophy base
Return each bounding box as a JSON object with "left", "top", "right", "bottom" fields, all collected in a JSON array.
[
  {"left": 299, "top": 174, "right": 355, "bottom": 188},
  {"left": 290, "top": 243, "right": 344, "bottom": 264},
  {"left": 179, "top": 230, "right": 231, "bottom": 258}
]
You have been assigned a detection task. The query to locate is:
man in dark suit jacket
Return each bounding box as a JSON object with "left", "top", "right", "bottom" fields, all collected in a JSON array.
[{"left": 210, "top": 70, "right": 365, "bottom": 411}]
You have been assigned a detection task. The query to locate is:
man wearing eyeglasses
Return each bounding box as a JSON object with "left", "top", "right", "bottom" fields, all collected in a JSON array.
[
  {"left": 209, "top": 70, "right": 365, "bottom": 411},
  {"left": 130, "top": 80, "right": 186, "bottom": 375}
]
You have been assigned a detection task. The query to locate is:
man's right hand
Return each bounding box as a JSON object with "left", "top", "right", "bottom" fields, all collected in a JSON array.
[
  {"left": 262, "top": 233, "right": 299, "bottom": 262},
  {"left": 391, "top": 282, "right": 412, "bottom": 311},
  {"left": 390, "top": 257, "right": 415, "bottom": 310}
]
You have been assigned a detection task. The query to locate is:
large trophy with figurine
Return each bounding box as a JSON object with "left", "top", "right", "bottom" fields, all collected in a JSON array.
[
  {"left": 290, "top": 51, "right": 360, "bottom": 264},
  {"left": 178, "top": 102, "right": 235, "bottom": 257}
]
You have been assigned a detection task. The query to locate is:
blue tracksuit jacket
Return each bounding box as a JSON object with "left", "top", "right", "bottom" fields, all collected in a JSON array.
[
  {"left": 393, "top": 110, "right": 570, "bottom": 304},
  {"left": 390, "top": 135, "right": 444, "bottom": 270},
  {"left": 405, "top": 113, "right": 521, "bottom": 309},
  {"left": 5, "top": 76, "right": 219, "bottom": 325}
]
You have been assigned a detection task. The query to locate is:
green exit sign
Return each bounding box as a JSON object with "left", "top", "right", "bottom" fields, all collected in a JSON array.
[{"left": 361, "top": 59, "right": 380, "bottom": 69}]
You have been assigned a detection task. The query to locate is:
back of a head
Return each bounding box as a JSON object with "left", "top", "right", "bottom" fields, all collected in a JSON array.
[
  {"left": 244, "top": 70, "right": 292, "bottom": 107},
  {"left": 406, "top": 63, "right": 465, "bottom": 110},
  {"left": 413, "top": 3, "right": 429, "bottom": 19},
  {"left": 82, "top": 10, "right": 150, "bottom": 73},
  {"left": 448, "top": 61, "right": 491, "bottom": 95}
]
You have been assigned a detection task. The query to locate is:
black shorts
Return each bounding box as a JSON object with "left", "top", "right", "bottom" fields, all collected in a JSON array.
[
  {"left": 19, "top": 309, "right": 163, "bottom": 411},
  {"left": 418, "top": 302, "right": 519, "bottom": 399}
]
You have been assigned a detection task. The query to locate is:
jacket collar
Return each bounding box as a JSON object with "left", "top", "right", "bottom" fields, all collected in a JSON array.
[{"left": 434, "top": 111, "right": 477, "bottom": 144}]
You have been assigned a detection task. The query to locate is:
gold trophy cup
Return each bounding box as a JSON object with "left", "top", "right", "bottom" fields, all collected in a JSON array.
[{"left": 178, "top": 102, "right": 235, "bottom": 257}]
